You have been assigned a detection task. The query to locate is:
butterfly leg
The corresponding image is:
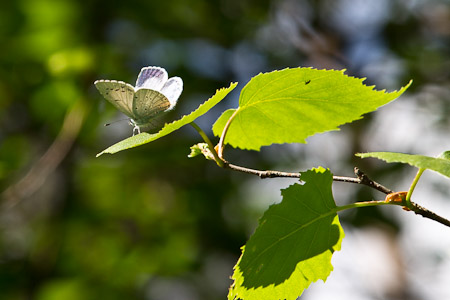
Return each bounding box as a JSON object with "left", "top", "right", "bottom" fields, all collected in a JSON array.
[
  {"left": 132, "top": 124, "right": 141, "bottom": 136},
  {"left": 130, "top": 119, "right": 141, "bottom": 136}
]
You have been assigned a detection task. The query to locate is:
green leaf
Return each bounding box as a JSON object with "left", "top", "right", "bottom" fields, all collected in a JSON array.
[
  {"left": 188, "top": 143, "right": 207, "bottom": 158},
  {"left": 213, "top": 67, "right": 412, "bottom": 151},
  {"left": 356, "top": 152, "right": 450, "bottom": 178},
  {"left": 229, "top": 167, "right": 344, "bottom": 300},
  {"left": 97, "top": 83, "right": 237, "bottom": 156},
  {"left": 188, "top": 143, "right": 214, "bottom": 160}
]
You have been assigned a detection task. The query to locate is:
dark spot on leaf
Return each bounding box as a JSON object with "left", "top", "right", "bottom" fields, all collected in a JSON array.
[{"left": 305, "top": 80, "right": 311, "bottom": 85}]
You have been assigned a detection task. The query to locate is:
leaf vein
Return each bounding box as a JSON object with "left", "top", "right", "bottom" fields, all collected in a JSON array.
[{"left": 245, "top": 210, "right": 336, "bottom": 269}]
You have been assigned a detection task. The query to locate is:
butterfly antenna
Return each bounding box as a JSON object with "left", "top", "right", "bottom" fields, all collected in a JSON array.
[{"left": 104, "top": 118, "right": 130, "bottom": 127}]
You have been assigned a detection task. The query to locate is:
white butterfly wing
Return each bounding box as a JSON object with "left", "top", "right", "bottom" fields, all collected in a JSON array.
[
  {"left": 160, "top": 77, "right": 183, "bottom": 109},
  {"left": 135, "top": 66, "right": 168, "bottom": 91},
  {"left": 94, "top": 80, "right": 135, "bottom": 118},
  {"left": 132, "top": 89, "right": 171, "bottom": 125}
]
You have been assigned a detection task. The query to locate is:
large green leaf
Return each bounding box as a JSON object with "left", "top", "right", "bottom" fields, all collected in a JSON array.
[
  {"left": 97, "top": 83, "right": 237, "bottom": 156},
  {"left": 229, "top": 167, "right": 344, "bottom": 300},
  {"left": 356, "top": 151, "right": 450, "bottom": 178},
  {"left": 213, "top": 68, "right": 412, "bottom": 151}
]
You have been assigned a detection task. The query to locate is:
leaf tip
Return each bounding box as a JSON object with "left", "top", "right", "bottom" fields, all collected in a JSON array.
[
  {"left": 223, "top": 82, "right": 238, "bottom": 91},
  {"left": 404, "top": 79, "right": 413, "bottom": 89},
  {"left": 355, "top": 152, "right": 367, "bottom": 158},
  {"left": 391, "top": 79, "right": 413, "bottom": 94}
]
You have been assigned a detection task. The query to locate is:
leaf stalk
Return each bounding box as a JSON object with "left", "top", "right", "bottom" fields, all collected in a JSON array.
[
  {"left": 335, "top": 200, "right": 394, "bottom": 212},
  {"left": 189, "top": 122, "right": 224, "bottom": 167},
  {"left": 405, "top": 168, "right": 425, "bottom": 207},
  {"left": 217, "top": 109, "right": 239, "bottom": 159}
]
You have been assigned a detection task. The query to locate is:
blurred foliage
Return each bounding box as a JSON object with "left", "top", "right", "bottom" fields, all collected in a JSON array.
[{"left": 0, "top": 0, "right": 449, "bottom": 299}]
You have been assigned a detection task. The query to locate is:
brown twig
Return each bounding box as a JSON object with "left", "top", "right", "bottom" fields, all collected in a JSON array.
[
  {"left": 223, "top": 162, "right": 450, "bottom": 227},
  {"left": 332, "top": 167, "right": 394, "bottom": 194},
  {"left": 193, "top": 121, "right": 450, "bottom": 228},
  {"left": 225, "top": 162, "right": 301, "bottom": 179},
  {"left": 408, "top": 202, "right": 450, "bottom": 227},
  {"left": 352, "top": 167, "right": 394, "bottom": 194},
  {"left": 224, "top": 162, "right": 393, "bottom": 194}
]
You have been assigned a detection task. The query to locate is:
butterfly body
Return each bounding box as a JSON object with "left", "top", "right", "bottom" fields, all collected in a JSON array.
[{"left": 95, "top": 66, "right": 183, "bottom": 135}]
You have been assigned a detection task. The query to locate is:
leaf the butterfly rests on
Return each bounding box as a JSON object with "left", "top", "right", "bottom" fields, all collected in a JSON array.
[{"left": 96, "top": 82, "right": 238, "bottom": 156}]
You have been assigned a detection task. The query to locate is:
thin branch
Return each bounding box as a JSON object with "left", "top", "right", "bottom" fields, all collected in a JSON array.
[
  {"left": 190, "top": 123, "right": 449, "bottom": 228},
  {"left": 225, "top": 162, "right": 301, "bottom": 178},
  {"left": 224, "top": 162, "right": 393, "bottom": 194},
  {"left": 408, "top": 202, "right": 450, "bottom": 227},
  {"left": 352, "top": 167, "right": 394, "bottom": 194},
  {"left": 225, "top": 161, "right": 450, "bottom": 227},
  {"left": 336, "top": 198, "right": 450, "bottom": 228}
]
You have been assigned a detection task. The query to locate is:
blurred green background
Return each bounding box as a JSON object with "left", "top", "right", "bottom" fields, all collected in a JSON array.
[{"left": 1, "top": 0, "right": 449, "bottom": 299}]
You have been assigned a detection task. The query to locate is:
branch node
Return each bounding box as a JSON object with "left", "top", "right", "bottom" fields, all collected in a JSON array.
[
  {"left": 354, "top": 167, "right": 369, "bottom": 184},
  {"left": 353, "top": 167, "right": 394, "bottom": 194}
]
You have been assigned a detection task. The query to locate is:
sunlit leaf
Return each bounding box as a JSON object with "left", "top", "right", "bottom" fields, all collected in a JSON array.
[
  {"left": 188, "top": 143, "right": 214, "bottom": 160},
  {"left": 356, "top": 151, "right": 450, "bottom": 178},
  {"left": 229, "top": 167, "right": 344, "bottom": 300},
  {"left": 213, "top": 67, "right": 412, "bottom": 151},
  {"left": 97, "top": 83, "right": 237, "bottom": 156}
]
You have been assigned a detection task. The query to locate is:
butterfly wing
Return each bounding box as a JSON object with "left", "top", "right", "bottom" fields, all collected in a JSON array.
[
  {"left": 94, "top": 80, "right": 135, "bottom": 118},
  {"left": 160, "top": 77, "right": 183, "bottom": 109},
  {"left": 132, "top": 89, "right": 171, "bottom": 125},
  {"left": 135, "top": 66, "right": 168, "bottom": 91}
]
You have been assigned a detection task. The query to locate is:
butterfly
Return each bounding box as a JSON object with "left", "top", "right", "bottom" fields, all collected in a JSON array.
[{"left": 94, "top": 66, "right": 183, "bottom": 135}]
